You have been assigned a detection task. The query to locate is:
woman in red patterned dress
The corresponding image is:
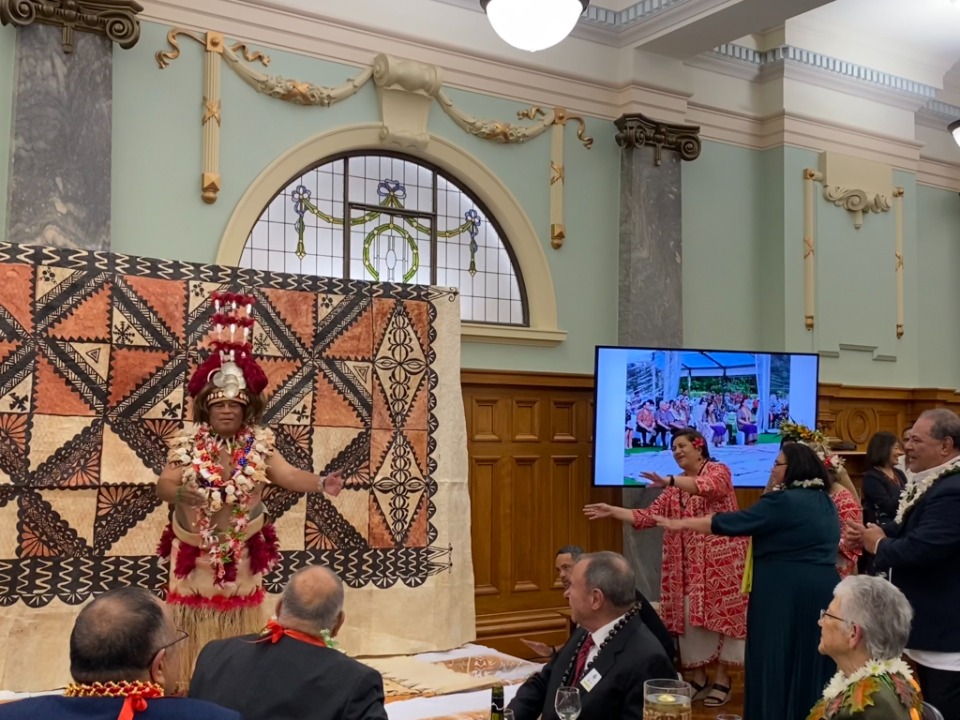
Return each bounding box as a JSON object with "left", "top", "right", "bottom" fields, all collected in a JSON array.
[{"left": 584, "top": 429, "right": 748, "bottom": 708}]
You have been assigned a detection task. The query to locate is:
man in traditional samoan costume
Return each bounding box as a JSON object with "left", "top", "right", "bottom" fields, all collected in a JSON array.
[{"left": 155, "top": 291, "right": 344, "bottom": 688}]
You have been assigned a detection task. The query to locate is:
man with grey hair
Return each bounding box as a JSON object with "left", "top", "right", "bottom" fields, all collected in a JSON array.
[
  {"left": 521, "top": 545, "right": 674, "bottom": 665},
  {"left": 508, "top": 551, "right": 674, "bottom": 720},
  {"left": 189, "top": 565, "right": 388, "bottom": 720},
  {"left": 846, "top": 408, "right": 960, "bottom": 719},
  {"left": 812, "top": 575, "right": 921, "bottom": 719}
]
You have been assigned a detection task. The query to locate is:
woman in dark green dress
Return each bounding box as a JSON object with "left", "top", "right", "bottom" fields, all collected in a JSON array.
[{"left": 658, "top": 442, "right": 840, "bottom": 720}]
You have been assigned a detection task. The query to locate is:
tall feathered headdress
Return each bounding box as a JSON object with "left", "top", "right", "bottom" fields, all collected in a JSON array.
[{"left": 187, "top": 291, "right": 267, "bottom": 405}]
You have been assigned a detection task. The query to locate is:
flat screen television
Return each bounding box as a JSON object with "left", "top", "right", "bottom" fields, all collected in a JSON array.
[{"left": 593, "top": 346, "right": 820, "bottom": 488}]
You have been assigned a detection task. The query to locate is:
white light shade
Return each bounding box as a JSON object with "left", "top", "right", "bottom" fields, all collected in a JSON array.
[
  {"left": 483, "top": 0, "right": 587, "bottom": 53},
  {"left": 951, "top": 119, "right": 960, "bottom": 148}
]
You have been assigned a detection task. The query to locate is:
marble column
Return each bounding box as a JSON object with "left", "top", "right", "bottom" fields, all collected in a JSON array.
[
  {"left": 1, "top": 1, "right": 143, "bottom": 250},
  {"left": 614, "top": 113, "right": 701, "bottom": 599}
]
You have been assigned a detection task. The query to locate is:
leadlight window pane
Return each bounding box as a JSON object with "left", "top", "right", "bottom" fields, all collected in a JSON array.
[{"left": 241, "top": 152, "right": 527, "bottom": 325}]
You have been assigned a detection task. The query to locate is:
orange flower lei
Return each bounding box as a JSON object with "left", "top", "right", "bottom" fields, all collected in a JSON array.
[
  {"left": 179, "top": 424, "right": 266, "bottom": 584},
  {"left": 806, "top": 668, "right": 922, "bottom": 720},
  {"left": 64, "top": 681, "right": 164, "bottom": 720}
]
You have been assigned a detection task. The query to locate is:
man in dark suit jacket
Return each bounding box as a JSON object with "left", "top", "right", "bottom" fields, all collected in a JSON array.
[
  {"left": 0, "top": 587, "right": 239, "bottom": 720},
  {"left": 189, "top": 565, "right": 387, "bottom": 720},
  {"left": 849, "top": 409, "right": 960, "bottom": 720},
  {"left": 521, "top": 545, "right": 675, "bottom": 666},
  {"left": 508, "top": 551, "right": 675, "bottom": 720}
]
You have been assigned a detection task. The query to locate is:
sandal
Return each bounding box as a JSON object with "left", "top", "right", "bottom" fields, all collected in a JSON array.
[
  {"left": 690, "top": 680, "right": 711, "bottom": 703},
  {"left": 703, "top": 682, "right": 732, "bottom": 707}
]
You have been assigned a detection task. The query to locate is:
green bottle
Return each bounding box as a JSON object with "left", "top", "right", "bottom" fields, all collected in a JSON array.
[{"left": 490, "top": 683, "right": 505, "bottom": 720}]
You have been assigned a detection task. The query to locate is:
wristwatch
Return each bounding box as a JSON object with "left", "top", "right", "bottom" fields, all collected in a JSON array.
[{"left": 669, "top": 475, "right": 675, "bottom": 487}]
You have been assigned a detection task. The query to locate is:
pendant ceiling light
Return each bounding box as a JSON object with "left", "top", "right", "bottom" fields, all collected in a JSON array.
[
  {"left": 950, "top": 119, "right": 960, "bottom": 148},
  {"left": 480, "top": 0, "right": 590, "bottom": 53}
]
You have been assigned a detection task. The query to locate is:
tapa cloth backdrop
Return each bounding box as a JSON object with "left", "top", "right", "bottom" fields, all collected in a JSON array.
[{"left": 0, "top": 242, "right": 474, "bottom": 690}]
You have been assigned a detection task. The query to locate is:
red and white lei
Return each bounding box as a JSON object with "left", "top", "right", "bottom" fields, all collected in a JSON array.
[{"left": 171, "top": 424, "right": 272, "bottom": 584}]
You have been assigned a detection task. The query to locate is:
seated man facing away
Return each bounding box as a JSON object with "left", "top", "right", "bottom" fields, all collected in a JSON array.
[
  {"left": 189, "top": 565, "right": 388, "bottom": 720},
  {"left": 809, "top": 575, "right": 923, "bottom": 720},
  {"left": 521, "top": 545, "right": 675, "bottom": 667},
  {"left": 0, "top": 587, "right": 239, "bottom": 720},
  {"left": 509, "top": 551, "right": 675, "bottom": 720}
]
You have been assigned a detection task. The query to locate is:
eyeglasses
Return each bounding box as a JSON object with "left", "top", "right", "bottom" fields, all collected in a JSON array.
[
  {"left": 819, "top": 609, "right": 851, "bottom": 625},
  {"left": 150, "top": 629, "right": 189, "bottom": 664}
]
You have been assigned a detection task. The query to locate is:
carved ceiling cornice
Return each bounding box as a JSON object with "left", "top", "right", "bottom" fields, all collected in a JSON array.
[{"left": 0, "top": 0, "right": 143, "bottom": 53}]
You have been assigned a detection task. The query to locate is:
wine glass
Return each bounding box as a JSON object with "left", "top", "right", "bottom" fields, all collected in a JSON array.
[
  {"left": 503, "top": 711, "right": 515, "bottom": 720},
  {"left": 555, "top": 685, "right": 581, "bottom": 720}
]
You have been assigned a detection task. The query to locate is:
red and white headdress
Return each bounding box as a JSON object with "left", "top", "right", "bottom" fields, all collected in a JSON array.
[{"left": 187, "top": 291, "right": 267, "bottom": 405}]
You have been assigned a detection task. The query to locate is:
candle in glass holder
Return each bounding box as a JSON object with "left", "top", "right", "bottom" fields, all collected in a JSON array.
[{"left": 642, "top": 680, "right": 692, "bottom": 720}]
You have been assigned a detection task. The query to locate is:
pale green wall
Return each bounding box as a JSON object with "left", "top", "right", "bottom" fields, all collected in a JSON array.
[
  {"left": 916, "top": 184, "right": 960, "bottom": 388},
  {"left": 0, "top": 25, "right": 16, "bottom": 238},
  {"left": 757, "top": 147, "right": 786, "bottom": 351},
  {"left": 813, "top": 169, "right": 919, "bottom": 387},
  {"left": 5, "top": 20, "right": 960, "bottom": 383},
  {"left": 112, "top": 21, "right": 619, "bottom": 373},
  {"left": 682, "top": 140, "right": 764, "bottom": 351}
]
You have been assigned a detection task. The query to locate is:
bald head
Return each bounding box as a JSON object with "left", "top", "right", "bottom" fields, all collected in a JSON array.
[
  {"left": 277, "top": 565, "right": 345, "bottom": 635},
  {"left": 70, "top": 587, "right": 169, "bottom": 683}
]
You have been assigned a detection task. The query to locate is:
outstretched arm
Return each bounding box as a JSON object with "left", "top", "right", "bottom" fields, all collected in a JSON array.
[
  {"left": 266, "top": 453, "right": 344, "bottom": 496},
  {"left": 156, "top": 463, "right": 205, "bottom": 507}
]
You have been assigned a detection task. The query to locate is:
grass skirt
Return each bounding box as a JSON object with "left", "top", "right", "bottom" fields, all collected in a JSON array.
[{"left": 157, "top": 513, "right": 280, "bottom": 691}]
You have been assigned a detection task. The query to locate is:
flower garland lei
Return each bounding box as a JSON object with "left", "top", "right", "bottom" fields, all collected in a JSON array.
[
  {"left": 807, "top": 658, "right": 921, "bottom": 720},
  {"left": 894, "top": 456, "right": 960, "bottom": 524},
  {"left": 172, "top": 424, "right": 270, "bottom": 585},
  {"left": 774, "top": 478, "right": 825, "bottom": 491}
]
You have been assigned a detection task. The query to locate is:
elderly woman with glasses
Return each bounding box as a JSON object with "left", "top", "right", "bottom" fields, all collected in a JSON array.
[
  {"left": 658, "top": 442, "right": 841, "bottom": 720},
  {"left": 809, "top": 575, "right": 922, "bottom": 720}
]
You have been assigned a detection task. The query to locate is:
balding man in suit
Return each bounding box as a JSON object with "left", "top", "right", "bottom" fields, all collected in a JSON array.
[{"left": 189, "top": 565, "right": 388, "bottom": 720}]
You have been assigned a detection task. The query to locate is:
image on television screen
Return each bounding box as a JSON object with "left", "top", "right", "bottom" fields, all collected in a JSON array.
[{"left": 593, "top": 346, "right": 820, "bottom": 488}]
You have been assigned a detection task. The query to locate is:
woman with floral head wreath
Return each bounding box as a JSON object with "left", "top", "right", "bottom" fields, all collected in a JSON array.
[
  {"left": 777, "top": 427, "right": 863, "bottom": 578},
  {"left": 154, "top": 292, "right": 345, "bottom": 691},
  {"left": 584, "top": 429, "right": 748, "bottom": 708},
  {"left": 659, "top": 441, "right": 842, "bottom": 720}
]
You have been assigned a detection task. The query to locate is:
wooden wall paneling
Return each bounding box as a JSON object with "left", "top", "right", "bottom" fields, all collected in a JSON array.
[
  {"left": 470, "top": 455, "right": 501, "bottom": 597},
  {"left": 510, "top": 455, "right": 543, "bottom": 594}
]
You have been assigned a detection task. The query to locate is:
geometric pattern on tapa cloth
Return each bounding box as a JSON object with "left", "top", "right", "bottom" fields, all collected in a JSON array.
[{"left": 0, "top": 241, "right": 457, "bottom": 606}]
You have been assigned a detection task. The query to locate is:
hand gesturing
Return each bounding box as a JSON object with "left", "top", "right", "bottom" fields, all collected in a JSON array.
[{"left": 321, "top": 470, "right": 345, "bottom": 497}]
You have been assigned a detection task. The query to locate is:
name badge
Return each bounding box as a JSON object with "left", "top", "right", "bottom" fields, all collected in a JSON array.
[{"left": 580, "top": 668, "right": 602, "bottom": 692}]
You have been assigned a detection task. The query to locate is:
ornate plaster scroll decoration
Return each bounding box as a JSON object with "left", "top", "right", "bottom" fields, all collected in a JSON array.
[
  {"left": 155, "top": 32, "right": 593, "bottom": 244},
  {"left": 803, "top": 168, "right": 823, "bottom": 331},
  {"left": 372, "top": 53, "right": 444, "bottom": 150},
  {"left": 200, "top": 32, "right": 224, "bottom": 204},
  {"left": 822, "top": 186, "right": 892, "bottom": 229},
  {"left": 613, "top": 113, "right": 701, "bottom": 166},
  {"left": 514, "top": 107, "right": 593, "bottom": 249},
  {"left": 158, "top": 28, "right": 372, "bottom": 203},
  {"left": 157, "top": 29, "right": 236, "bottom": 204},
  {"left": 0, "top": 0, "right": 143, "bottom": 53},
  {"left": 436, "top": 91, "right": 555, "bottom": 144},
  {"left": 893, "top": 186, "right": 905, "bottom": 338},
  {"left": 223, "top": 50, "right": 373, "bottom": 106}
]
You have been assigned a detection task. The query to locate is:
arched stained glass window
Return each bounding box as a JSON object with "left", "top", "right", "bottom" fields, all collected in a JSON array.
[{"left": 240, "top": 152, "right": 528, "bottom": 326}]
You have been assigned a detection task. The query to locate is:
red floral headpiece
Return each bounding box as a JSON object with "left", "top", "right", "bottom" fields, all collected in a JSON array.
[
  {"left": 187, "top": 291, "right": 268, "bottom": 403},
  {"left": 692, "top": 437, "right": 705, "bottom": 450}
]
